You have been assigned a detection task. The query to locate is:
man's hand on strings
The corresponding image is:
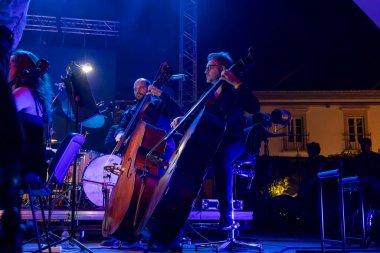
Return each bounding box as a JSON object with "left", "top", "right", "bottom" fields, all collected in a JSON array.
[
  {"left": 147, "top": 85, "right": 163, "bottom": 97},
  {"left": 220, "top": 69, "right": 242, "bottom": 89},
  {"left": 115, "top": 133, "right": 123, "bottom": 142}
]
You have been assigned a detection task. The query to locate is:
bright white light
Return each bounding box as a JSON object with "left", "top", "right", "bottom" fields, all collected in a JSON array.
[{"left": 81, "top": 64, "right": 93, "bottom": 73}]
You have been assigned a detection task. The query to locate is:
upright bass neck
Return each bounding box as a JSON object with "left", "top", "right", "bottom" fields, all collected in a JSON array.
[{"left": 113, "top": 98, "right": 147, "bottom": 153}]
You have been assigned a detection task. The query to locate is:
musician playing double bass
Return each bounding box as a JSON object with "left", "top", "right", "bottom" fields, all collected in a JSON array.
[
  {"left": 172, "top": 51, "right": 260, "bottom": 231},
  {"left": 104, "top": 78, "right": 182, "bottom": 158},
  {"left": 101, "top": 77, "right": 182, "bottom": 247}
]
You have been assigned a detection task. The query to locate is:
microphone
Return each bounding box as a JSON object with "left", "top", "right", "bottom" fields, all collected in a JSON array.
[{"left": 170, "top": 74, "right": 188, "bottom": 81}]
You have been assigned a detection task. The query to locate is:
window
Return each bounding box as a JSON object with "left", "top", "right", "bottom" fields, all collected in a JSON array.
[
  {"left": 341, "top": 107, "right": 369, "bottom": 152},
  {"left": 348, "top": 117, "right": 365, "bottom": 143},
  {"left": 346, "top": 116, "right": 368, "bottom": 150},
  {"left": 284, "top": 116, "right": 306, "bottom": 151}
]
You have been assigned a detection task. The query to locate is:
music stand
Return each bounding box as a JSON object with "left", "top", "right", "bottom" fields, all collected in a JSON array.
[
  {"left": 59, "top": 64, "right": 99, "bottom": 253},
  {"left": 66, "top": 65, "right": 100, "bottom": 127}
]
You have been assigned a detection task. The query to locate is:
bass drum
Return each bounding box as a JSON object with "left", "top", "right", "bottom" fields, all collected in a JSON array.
[{"left": 82, "top": 154, "right": 121, "bottom": 207}]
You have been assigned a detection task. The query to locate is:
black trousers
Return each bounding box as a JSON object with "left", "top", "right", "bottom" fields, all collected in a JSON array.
[{"left": 212, "top": 135, "right": 245, "bottom": 221}]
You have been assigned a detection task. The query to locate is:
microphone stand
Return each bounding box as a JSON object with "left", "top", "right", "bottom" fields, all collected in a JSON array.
[
  {"left": 41, "top": 66, "right": 94, "bottom": 253},
  {"left": 66, "top": 67, "right": 94, "bottom": 252}
]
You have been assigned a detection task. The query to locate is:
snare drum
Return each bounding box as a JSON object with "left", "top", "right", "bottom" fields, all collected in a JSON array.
[{"left": 82, "top": 154, "right": 121, "bottom": 207}]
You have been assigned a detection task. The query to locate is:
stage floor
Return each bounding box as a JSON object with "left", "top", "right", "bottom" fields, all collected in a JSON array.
[
  {"left": 22, "top": 231, "right": 380, "bottom": 253},
  {"left": 13, "top": 208, "right": 380, "bottom": 252}
]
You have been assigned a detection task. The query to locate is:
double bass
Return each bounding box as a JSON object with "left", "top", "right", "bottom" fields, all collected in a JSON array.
[
  {"left": 138, "top": 48, "right": 256, "bottom": 248},
  {"left": 102, "top": 63, "right": 173, "bottom": 242}
]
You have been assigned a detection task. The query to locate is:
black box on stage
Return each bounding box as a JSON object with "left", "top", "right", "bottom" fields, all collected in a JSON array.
[{"left": 201, "top": 199, "right": 244, "bottom": 211}]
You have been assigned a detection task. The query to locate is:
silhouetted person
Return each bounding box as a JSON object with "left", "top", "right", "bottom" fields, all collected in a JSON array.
[
  {"left": 357, "top": 138, "right": 380, "bottom": 204},
  {"left": 300, "top": 142, "right": 325, "bottom": 229},
  {"left": 10, "top": 50, "right": 53, "bottom": 182},
  {"left": 356, "top": 138, "right": 380, "bottom": 244},
  {"left": 0, "top": 2, "right": 31, "bottom": 253}
]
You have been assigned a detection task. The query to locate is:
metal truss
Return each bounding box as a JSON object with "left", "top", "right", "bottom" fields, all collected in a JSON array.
[
  {"left": 178, "top": 0, "right": 198, "bottom": 105},
  {"left": 25, "top": 15, "right": 120, "bottom": 37}
]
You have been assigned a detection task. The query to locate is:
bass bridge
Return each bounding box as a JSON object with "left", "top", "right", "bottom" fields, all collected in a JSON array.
[{"left": 104, "top": 165, "right": 125, "bottom": 176}]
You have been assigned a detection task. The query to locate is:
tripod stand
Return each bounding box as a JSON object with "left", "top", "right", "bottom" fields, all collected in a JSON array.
[
  {"left": 194, "top": 222, "right": 262, "bottom": 252},
  {"left": 39, "top": 154, "right": 93, "bottom": 253},
  {"left": 193, "top": 125, "right": 268, "bottom": 252}
]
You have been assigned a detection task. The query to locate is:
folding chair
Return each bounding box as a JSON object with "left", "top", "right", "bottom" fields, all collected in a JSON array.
[{"left": 23, "top": 133, "right": 85, "bottom": 253}]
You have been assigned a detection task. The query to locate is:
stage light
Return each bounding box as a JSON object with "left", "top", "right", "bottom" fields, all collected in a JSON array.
[
  {"left": 251, "top": 109, "right": 291, "bottom": 127},
  {"left": 81, "top": 64, "right": 93, "bottom": 73},
  {"left": 270, "top": 109, "right": 291, "bottom": 126},
  {"left": 67, "top": 62, "right": 93, "bottom": 74}
]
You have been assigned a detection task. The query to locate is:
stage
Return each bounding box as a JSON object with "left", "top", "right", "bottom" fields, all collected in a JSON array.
[
  {"left": 21, "top": 232, "right": 380, "bottom": 253},
  {"left": 5, "top": 209, "right": 253, "bottom": 222},
  {"left": 10, "top": 208, "right": 380, "bottom": 253}
]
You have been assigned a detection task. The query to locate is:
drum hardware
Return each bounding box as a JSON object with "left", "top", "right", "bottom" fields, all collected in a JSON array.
[
  {"left": 104, "top": 165, "right": 124, "bottom": 176},
  {"left": 82, "top": 178, "right": 116, "bottom": 187},
  {"left": 49, "top": 183, "right": 84, "bottom": 209}
]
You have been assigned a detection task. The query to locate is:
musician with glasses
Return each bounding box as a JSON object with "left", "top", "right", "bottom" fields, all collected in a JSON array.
[{"left": 171, "top": 51, "right": 260, "bottom": 230}]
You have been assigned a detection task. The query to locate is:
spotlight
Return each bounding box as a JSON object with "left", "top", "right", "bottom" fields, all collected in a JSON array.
[
  {"left": 67, "top": 61, "right": 93, "bottom": 74},
  {"left": 81, "top": 64, "right": 93, "bottom": 73}
]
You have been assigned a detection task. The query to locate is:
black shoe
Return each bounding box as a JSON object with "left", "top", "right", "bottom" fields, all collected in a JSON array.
[{"left": 100, "top": 238, "right": 119, "bottom": 247}]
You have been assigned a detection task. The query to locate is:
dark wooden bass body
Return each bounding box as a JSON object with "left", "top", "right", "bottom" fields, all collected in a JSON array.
[
  {"left": 102, "top": 121, "right": 166, "bottom": 242},
  {"left": 138, "top": 107, "right": 225, "bottom": 247}
]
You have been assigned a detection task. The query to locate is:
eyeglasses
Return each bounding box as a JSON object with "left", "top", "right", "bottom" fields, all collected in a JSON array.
[{"left": 205, "top": 64, "right": 221, "bottom": 72}]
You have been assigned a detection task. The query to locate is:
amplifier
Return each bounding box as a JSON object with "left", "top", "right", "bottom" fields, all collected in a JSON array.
[{"left": 201, "top": 199, "right": 244, "bottom": 211}]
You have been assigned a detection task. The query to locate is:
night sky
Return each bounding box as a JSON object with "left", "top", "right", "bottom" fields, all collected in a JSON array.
[
  {"left": 23, "top": 0, "right": 380, "bottom": 151},
  {"left": 27, "top": 0, "right": 380, "bottom": 94}
]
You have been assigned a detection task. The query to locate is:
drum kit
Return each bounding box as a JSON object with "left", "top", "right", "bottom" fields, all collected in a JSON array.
[
  {"left": 48, "top": 149, "right": 122, "bottom": 208},
  {"left": 50, "top": 84, "right": 134, "bottom": 208}
]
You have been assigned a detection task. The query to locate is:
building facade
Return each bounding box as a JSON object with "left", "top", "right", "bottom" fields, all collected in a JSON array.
[{"left": 255, "top": 90, "right": 380, "bottom": 157}]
